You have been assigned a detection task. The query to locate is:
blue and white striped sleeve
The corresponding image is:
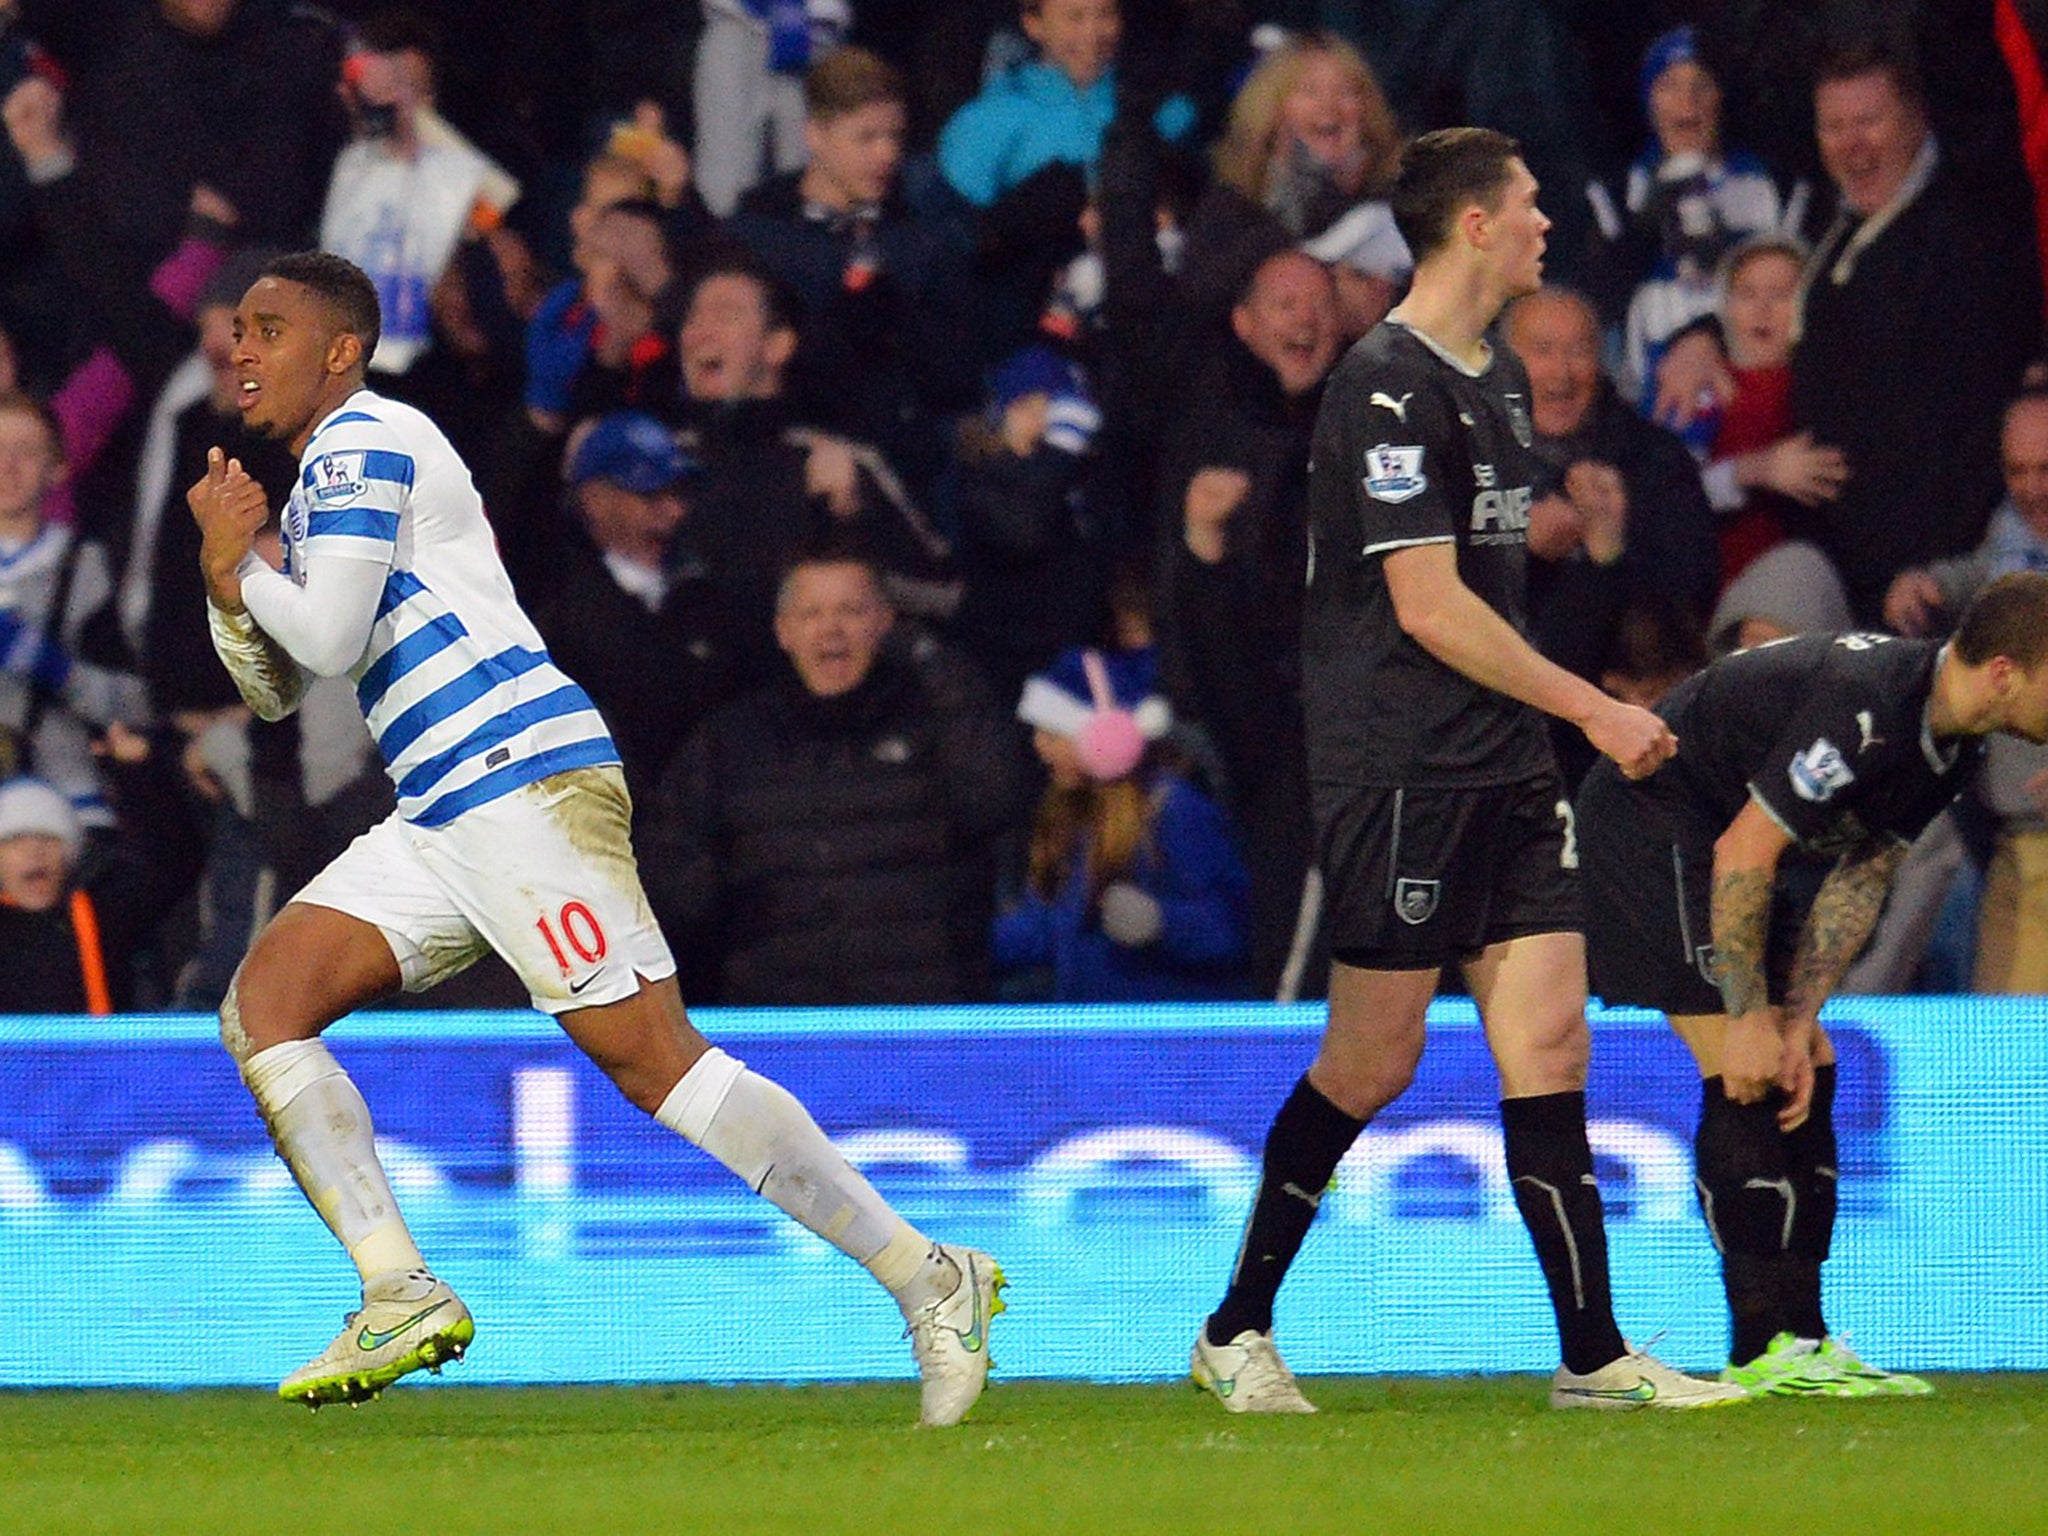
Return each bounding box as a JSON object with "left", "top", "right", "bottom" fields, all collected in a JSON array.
[{"left": 299, "top": 413, "right": 413, "bottom": 564}]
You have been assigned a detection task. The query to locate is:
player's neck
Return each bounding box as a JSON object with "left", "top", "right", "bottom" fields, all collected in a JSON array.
[
  {"left": 1926, "top": 643, "right": 1980, "bottom": 739},
  {"left": 290, "top": 380, "right": 369, "bottom": 458},
  {"left": 1389, "top": 264, "right": 1499, "bottom": 371}
]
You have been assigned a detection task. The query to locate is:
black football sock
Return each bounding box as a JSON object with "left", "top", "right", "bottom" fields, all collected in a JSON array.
[
  {"left": 1778, "top": 1063, "right": 1839, "bottom": 1341},
  {"left": 1501, "top": 1091, "right": 1629, "bottom": 1375},
  {"left": 1695, "top": 1075, "right": 1797, "bottom": 1363},
  {"left": 1206, "top": 1076, "right": 1368, "bottom": 1345},
  {"left": 1722, "top": 1252, "right": 1783, "bottom": 1365}
]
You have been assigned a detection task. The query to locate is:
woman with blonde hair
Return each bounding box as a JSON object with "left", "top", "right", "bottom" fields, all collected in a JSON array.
[
  {"left": 994, "top": 646, "right": 1251, "bottom": 1001},
  {"left": 1183, "top": 32, "right": 1404, "bottom": 317}
]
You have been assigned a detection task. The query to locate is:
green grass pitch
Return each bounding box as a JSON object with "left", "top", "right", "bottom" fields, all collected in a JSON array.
[{"left": 3, "top": 1377, "right": 2045, "bottom": 1535}]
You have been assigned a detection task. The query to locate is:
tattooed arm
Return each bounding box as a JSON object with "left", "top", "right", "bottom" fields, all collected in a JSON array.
[
  {"left": 1785, "top": 836, "right": 1909, "bottom": 1018},
  {"left": 1710, "top": 796, "right": 1796, "bottom": 1104}
]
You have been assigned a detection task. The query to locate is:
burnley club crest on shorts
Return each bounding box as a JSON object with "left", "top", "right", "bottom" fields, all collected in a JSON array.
[{"left": 1393, "top": 877, "right": 1440, "bottom": 926}]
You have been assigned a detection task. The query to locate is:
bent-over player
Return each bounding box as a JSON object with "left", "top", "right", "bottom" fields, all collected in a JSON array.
[
  {"left": 188, "top": 252, "right": 1003, "bottom": 1422},
  {"left": 1577, "top": 572, "right": 2048, "bottom": 1395}
]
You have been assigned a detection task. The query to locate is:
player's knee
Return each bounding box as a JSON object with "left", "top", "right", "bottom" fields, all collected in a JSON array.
[
  {"left": 218, "top": 973, "right": 255, "bottom": 1066},
  {"left": 1307, "top": 1051, "right": 1416, "bottom": 1119},
  {"left": 1515, "top": 1007, "right": 1590, "bottom": 1081}
]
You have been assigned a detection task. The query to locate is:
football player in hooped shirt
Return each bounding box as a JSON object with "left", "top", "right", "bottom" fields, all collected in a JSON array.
[
  {"left": 1577, "top": 572, "right": 2048, "bottom": 1397},
  {"left": 1192, "top": 129, "right": 1742, "bottom": 1414},
  {"left": 185, "top": 252, "right": 1004, "bottom": 1423}
]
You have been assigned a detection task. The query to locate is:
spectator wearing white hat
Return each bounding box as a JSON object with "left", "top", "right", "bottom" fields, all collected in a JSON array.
[
  {"left": 0, "top": 728, "right": 204, "bottom": 1013},
  {"left": 996, "top": 643, "right": 1249, "bottom": 1001}
]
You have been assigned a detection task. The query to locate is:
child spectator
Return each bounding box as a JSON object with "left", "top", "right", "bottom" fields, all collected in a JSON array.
[
  {"left": 937, "top": 0, "right": 1197, "bottom": 363},
  {"left": 726, "top": 47, "right": 979, "bottom": 501},
  {"left": 995, "top": 645, "right": 1250, "bottom": 1002},
  {"left": 0, "top": 739, "right": 203, "bottom": 1014},
  {"left": 950, "top": 343, "right": 1116, "bottom": 706},
  {"left": 0, "top": 390, "right": 150, "bottom": 828},
  {"left": 1696, "top": 234, "right": 1847, "bottom": 585},
  {"left": 1588, "top": 26, "right": 1795, "bottom": 403}
]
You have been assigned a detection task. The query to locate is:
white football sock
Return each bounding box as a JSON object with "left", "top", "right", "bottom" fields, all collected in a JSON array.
[
  {"left": 241, "top": 1039, "right": 425, "bottom": 1285},
  {"left": 656, "top": 1048, "right": 933, "bottom": 1307}
]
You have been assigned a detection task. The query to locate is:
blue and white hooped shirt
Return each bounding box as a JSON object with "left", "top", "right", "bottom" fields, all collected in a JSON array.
[{"left": 285, "top": 390, "right": 618, "bottom": 827}]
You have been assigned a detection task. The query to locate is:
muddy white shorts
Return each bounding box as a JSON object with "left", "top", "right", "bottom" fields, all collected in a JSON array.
[{"left": 293, "top": 765, "right": 675, "bottom": 1013}]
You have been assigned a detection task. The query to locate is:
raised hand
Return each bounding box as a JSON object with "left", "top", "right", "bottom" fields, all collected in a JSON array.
[
  {"left": 3, "top": 74, "right": 65, "bottom": 166},
  {"left": 187, "top": 447, "right": 271, "bottom": 611},
  {"left": 1182, "top": 466, "right": 1251, "bottom": 563}
]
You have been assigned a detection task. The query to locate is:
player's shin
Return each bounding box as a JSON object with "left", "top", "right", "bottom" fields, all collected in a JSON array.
[
  {"left": 1206, "top": 1076, "right": 1368, "bottom": 1345},
  {"left": 240, "top": 1038, "right": 426, "bottom": 1283},
  {"left": 1502, "top": 1090, "right": 1628, "bottom": 1374},
  {"left": 1694, "top": 1075, "right": 1797, "bottom": 1363},
  {"left": 1778, "top": 1062, "right": 1838, "bottom": 1341},
  {"left": 655, "top": 1048, "right": 940, "bottom": 1310}
]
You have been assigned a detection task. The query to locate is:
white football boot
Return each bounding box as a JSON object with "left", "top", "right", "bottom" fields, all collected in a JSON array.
[
  {"left": 279, "top": 1270, "right": 474, "bottom": 1408},
  {"left": 1551, "top": 1346, "right": 1750, "bottom": 1410},
  {"left": 905, "top": 1245, "right": 1006, "bottom": 1427},
  {"left": 1190, "top": 1328, "right": 1318, "bottom": 1414}
]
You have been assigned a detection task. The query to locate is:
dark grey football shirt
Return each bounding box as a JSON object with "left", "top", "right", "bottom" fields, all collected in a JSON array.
[
  {"left": 1646, "top": 632, "right": 1978, "bottom": 855},
  {"left": 1302, "top": 319, "right": 1554, "bottom": 789}
]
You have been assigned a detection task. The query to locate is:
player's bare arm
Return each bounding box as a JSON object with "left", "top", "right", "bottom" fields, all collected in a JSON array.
[
  {"left": 1709, "top": 797, "right": 1794, "bottom": 1103},
  {"left": 1784, "top": 836, "right": 1908, "bottom": 1021},
  {"left": 1770, "top": 835, "right": 1908, "bottom": 1129},
  {"left": 1384, "top": 541, "right": 1677, "bottom": 778}
]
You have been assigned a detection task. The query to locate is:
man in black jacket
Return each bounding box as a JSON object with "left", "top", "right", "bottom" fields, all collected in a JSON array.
[
  {"left": 1156, "top": 249, "right": 1339, "bottom": 998},
  {"left": 529, "top": 411, "right": 737, "bottom": 803},
  {"left": 660, "top": 252, "right": 961, "bottom": 678},
  {"left": 1655, "top": 39, "right": 2042, "bottom": 621},
  {"left": 19, "top": 0, "right": 344, "bottom": 259},
  {"left": 641, "top": 537, "right": 1028, "bottom": 1005}
]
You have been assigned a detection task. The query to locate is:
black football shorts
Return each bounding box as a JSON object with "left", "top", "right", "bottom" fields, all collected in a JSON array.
[
  {"left": 1576, "top": 761, "right": 1812, "bottom": 1015},
  {"left": 1316, "top": 773, "right": 1581, "bottom": 970}
]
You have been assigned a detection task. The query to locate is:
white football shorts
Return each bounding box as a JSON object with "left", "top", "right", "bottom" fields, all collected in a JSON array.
[{"left": 293, "top": 765, "right": 676, "bottom": 1013}]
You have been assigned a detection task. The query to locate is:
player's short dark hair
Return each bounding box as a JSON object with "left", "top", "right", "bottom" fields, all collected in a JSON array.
[
  {"left": 1388, "top": 127, "right": 1522, "bottom": 262},
  {"left": 260, "top": 251, "right": 383, "bottom": 363},
  {"left": 805, "top": 46, "right": 905, "bottom": 120},
  {"left": 1953, "top": 571, "right": 2048, "bottom": 670}
]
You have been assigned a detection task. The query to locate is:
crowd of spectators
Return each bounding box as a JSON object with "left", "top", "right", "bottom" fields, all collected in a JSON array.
[{"left": 2, "top": 0, "right": 2045, "bottom": 1013}]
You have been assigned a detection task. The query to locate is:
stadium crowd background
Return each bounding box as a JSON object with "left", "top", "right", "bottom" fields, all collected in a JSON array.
[{"left": 2, "top": 0, "right": 2046, "bottom": 1017}]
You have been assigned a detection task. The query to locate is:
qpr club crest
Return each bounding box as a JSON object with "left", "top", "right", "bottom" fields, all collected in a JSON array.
[
  {"left": 1363, "top": 443, "right": 1427, "bottom": 503},
  {"left": 1393, "top": 877, "right": 1440, "bottom": 926},
  {"left": 1503, "top": 393, "right": 1534, "bottom": 448}
]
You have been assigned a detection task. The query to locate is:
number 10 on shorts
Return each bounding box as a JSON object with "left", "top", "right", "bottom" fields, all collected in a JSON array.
[{"left": 536, "top": 900, "right": 609, "bottom": 974}]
